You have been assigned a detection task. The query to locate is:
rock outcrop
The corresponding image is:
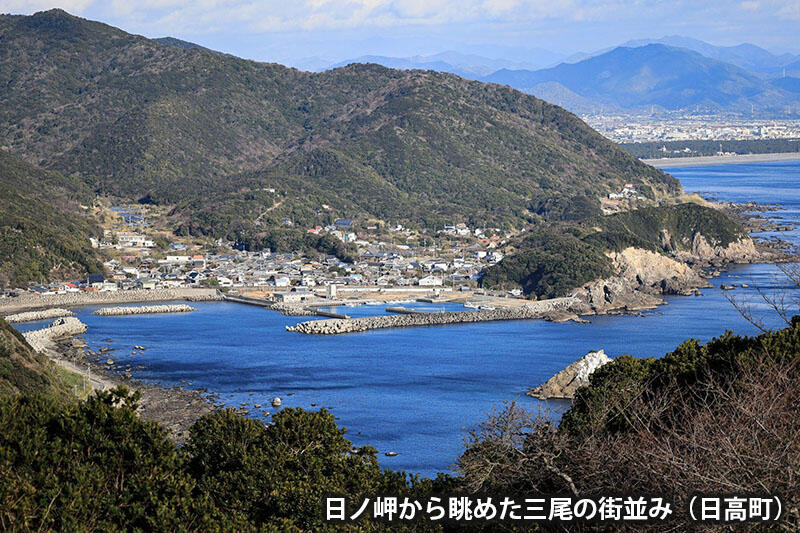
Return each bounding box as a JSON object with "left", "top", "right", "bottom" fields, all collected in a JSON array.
[
  {"left": 571, "top": 245, "right": 717, "bottom": 314},
  {"left": 528, "top": 349, "right": 612, "bottom": 399},
  {"left": 677, "top": 234, "right": 762, "bottom": 265}
]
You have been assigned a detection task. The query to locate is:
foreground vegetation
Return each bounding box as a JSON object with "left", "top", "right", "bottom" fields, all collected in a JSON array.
[
  {"left": 2, "top": 312, "right": 799, "bottom": 530},
  {"left": 459, "top": 318, "right": 800, "bottom": 531}
]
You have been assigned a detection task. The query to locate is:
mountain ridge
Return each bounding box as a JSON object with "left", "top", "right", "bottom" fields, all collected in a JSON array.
[
  {"left": 0, "top": 9, "right": 678, "bottom": 241},
  {"left": 482, "top": 44, "right": 794, "bottom": 114}
]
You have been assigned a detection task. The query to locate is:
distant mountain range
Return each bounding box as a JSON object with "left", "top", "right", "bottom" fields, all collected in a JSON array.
[
  {"left": 324, "top": 51, "right": 548, "bottom": 79},
  {"left": 324, "top": 37, "right": 800, "bottom": 115},
  {"left": 619, "top": 36, "right": 798, "bottom": 76},
  {"left": 482, "top": 44, "right": 794, "bottom": 114}
]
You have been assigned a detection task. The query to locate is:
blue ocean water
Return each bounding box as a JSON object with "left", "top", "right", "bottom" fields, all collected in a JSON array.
[{"left": 16, "top": 161, "right": 800, "bottom": 478}]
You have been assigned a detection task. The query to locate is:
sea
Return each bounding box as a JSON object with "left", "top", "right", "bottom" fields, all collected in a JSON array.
[{"left": 14, "top": 161, "right": 800, "bottom": 478}]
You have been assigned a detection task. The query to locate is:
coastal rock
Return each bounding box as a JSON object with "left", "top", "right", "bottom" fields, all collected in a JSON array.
[
  {"left": 676, "top": 234, "right": 761, "bottom": 265},
  {"left": 570, "top": 246, "right": 715, "bottom": 314},
  {"left": 527, "top": 350, "right": 613, "bottom": 400},
  {"left": 271, "top": 397, "right": 282, "bottom": 407},
  {"left": 612, "top": 247, "right": 709, "bottom": 295}
]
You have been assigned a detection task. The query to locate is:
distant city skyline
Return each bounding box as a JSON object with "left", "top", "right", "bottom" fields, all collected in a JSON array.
[{"left": 2, "top": 1, "right": 799, "bottom": 68}]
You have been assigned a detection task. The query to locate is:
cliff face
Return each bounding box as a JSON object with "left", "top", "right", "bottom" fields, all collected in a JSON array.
[
  {"left": 570, "top": 234, "right": 760, "bottom": 315},
  {"left": 677, "top": 234, "right": 761, "bottom": 265}
]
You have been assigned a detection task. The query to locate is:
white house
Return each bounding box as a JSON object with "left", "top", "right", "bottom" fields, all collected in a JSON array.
[{"left": 418, "top": 275, "right": 443, "bottom": 287}]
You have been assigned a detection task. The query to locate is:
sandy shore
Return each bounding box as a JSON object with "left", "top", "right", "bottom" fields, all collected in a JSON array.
[{"left": 643, "top": 152, "right": 800, "bottom": 168}]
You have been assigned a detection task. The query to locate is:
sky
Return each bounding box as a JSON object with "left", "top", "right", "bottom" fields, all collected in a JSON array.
[{"left": 2, "top": 0, "right": 799, "bottom": 68}]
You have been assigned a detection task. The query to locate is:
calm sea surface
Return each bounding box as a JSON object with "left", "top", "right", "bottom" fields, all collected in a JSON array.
[{"left": 16, "top": 161, "right": 800, "bottom": 478}]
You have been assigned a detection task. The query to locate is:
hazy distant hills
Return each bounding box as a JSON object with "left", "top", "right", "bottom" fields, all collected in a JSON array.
[
  {"left": 325, "top": 51, "right": 548, "bottom": 78},
  {"left": 0, "top": 9, "right": 676, "bottom": 244},
  {"left": 620, "top": 36, "right": 798, "bottom": 76},
  {"left": 482, "top": 44, "right": 795, "bottom": 114},
  {"left": 326, "top": 37, "right": 799, "bottom": 116}
]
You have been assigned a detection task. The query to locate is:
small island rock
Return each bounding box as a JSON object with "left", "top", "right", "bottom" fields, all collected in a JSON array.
[{"left": 528, "top": 350, "right": 612, "bottom": 400}]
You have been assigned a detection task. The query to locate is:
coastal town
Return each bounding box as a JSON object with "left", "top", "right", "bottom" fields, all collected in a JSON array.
[
  {"left": 586, "top": 115, "right": 800, "bottom": 143},
  {"left": 1, "top": 203, "right": 519, "bottom": 301}
]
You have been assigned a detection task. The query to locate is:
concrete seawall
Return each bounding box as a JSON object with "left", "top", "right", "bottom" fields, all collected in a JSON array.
[
  {"left": 286, "top": 297, "right": 580, "bottom": 334},
  {"left": 93, "top": 304, "right": 196, "bottom": 316},
  {"left": 0, "top": 288, "right": 222, "bottom": 314}
]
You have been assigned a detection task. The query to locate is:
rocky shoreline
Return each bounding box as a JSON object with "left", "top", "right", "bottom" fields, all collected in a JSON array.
[
  {"left": 93, "top": 304, "right": 196, "bottom": 316},
  {"left": 22, "top": 319, "right": 220, "bottom": 443}
]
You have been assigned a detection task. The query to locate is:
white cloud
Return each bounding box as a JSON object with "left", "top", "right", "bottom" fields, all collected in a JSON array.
[{"left": 3, "top": 0, "right": 797, "bottom": 42}]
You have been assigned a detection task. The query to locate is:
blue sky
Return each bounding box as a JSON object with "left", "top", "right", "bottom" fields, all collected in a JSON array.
[{"left": 2, "top": 1, "right": 799, "bottom": 67}]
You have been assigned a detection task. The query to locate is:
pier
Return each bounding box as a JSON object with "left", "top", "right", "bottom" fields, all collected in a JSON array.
[
  {"left": 385, "top": 306, "right": 428, "bottom": 315},
  {"left": 222, "top": 294, "right": 273, "bottom": 307}
]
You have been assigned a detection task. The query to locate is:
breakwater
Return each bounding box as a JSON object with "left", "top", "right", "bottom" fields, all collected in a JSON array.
[
  {"left": 286, "top": 297, "right": 580, "bottom": 334},
  {"left": 93, "top": 304, "right": 196, "bottom": 316},
  {"left": 4, "top": 308, "right": 73, "bottom": 323},
  {"left": 0, "top": 288, "right": 222, "bottom": 314},
  {"left": 23, "top": 317, "right": 88, "bottom": 352}
]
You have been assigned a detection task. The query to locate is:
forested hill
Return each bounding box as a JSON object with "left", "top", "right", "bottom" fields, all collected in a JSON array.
[
  {"left": 0, "top": 150, "right": 102, "bottom": 287},
  {"left": 0, "top": 9, "right": 679, "bottom": 235}
]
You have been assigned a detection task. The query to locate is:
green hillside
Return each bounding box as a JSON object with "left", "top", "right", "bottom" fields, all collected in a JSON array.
[
  {"left": 481, "top": 203, "right": 746, "bottom": 298},
  {"left": 0, "top": 150, "right": 102, "bottom": 287},
  {"left": 0, "top": 9, "right": 680, "bottom": 239},
  {"left": 0, "top": 318, "right": 79, "bottom": 397}
]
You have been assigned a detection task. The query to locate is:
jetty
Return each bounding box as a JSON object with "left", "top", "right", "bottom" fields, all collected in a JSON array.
[
  {"left": 314, "top": 309, "right": 350, "bottom": 319},
  {"left": 286, "top": 297, "right": 581, "bottom": 334},
  {"left": 4, "top": 308, "right": 73, "bottom": 323},
  {"left": 222, "top": 294, "right": 273, "bottom": 307},
  {"left": 93, "top": 304, "right": 196, "bottom": 316},
  {"left": 385, "top": 306, "right": 428, "bottom": 315},
  {"left": 23, "top": 317, "right": 88, "bottom": 352}
]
